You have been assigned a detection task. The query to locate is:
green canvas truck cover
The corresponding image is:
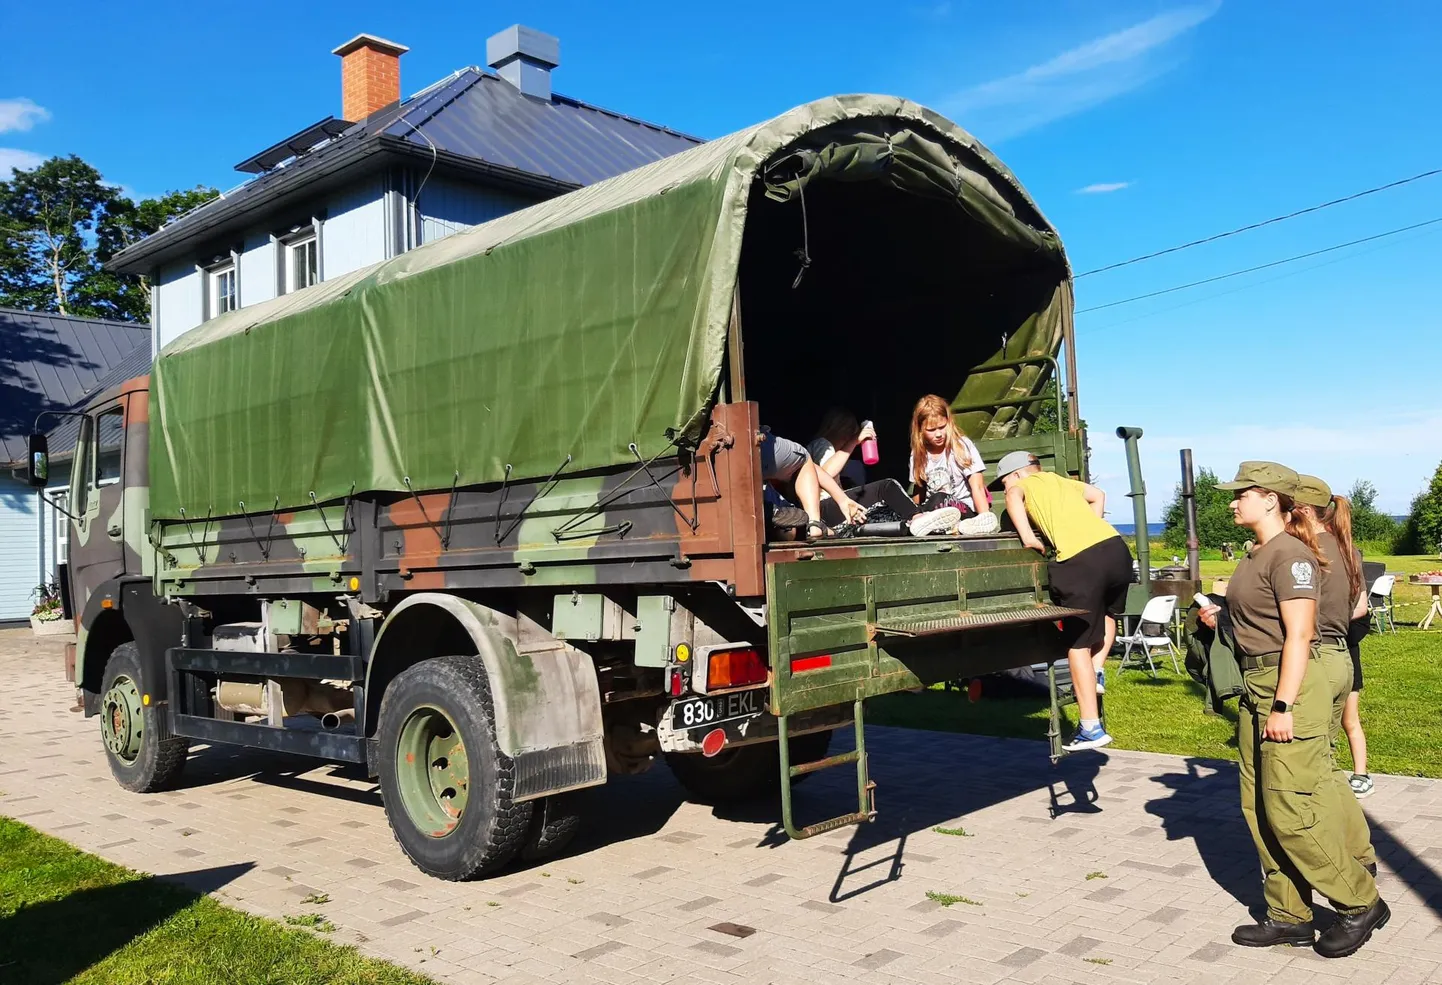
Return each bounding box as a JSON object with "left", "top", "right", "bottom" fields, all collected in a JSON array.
[{"left": 150, "top": 94, "right": 1070, "bottom": 520}]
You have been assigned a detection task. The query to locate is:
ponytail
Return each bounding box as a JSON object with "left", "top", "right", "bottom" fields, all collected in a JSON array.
[
  {"left": 1322, "top": 496, "right": 1365, "bottom": 601},
  {"left": 1280, "top": 493, "right": 1329, "bottom": 568}
]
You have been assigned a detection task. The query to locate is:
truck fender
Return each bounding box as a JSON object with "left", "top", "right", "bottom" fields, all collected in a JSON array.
[
  {"left": 75, "top": 578, "right": 182, "bottom": 712},
  {"left": 365, "top": 593, "right": 606, "bottom": 802}
]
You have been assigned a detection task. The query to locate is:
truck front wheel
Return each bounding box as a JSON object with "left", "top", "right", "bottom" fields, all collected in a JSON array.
[
  {"left": 377, "top": 656, "right": 533, "bottom": 880},
  {"left": 665, "top": 730, "right": 833, "bottom": 804},
  {"left": 100, "top": 642, "right": 190, "bottom": 792}
]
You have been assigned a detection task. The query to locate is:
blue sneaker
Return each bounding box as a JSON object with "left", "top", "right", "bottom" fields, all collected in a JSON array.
[
  {"left": 1096, "top": 669, "right": 1106, "bottom": 695},
  {"left": 1064, "top": 724, "right": 1113, "bottom": 752}
]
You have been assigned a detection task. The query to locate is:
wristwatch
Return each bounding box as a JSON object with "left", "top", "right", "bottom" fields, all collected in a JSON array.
[{"left": 1272, "top": 699, "right": 1291, "bottom": 714}]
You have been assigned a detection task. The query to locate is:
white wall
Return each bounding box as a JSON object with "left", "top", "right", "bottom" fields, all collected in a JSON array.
[
  {"left": 152, "top": 260, "right": 204, "bottom": 353},
  {"left": 323, "top": 177, "right": 388, "bottom": 277},
  {"left": 418, "top": 177, "right": 539, "bottom": 244},
  {"left": 0, "top": 481, "right": 40, "bottom": 621}
]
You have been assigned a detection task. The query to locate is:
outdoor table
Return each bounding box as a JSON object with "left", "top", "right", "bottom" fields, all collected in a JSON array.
[{"left": 1413, "top": 575, "right": 1442, "bottom": 631}]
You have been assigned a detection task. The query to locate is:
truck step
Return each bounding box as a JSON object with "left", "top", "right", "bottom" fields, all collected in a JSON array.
[{"left": 872, "top": 604, "right": 1087, "bottom": 638}]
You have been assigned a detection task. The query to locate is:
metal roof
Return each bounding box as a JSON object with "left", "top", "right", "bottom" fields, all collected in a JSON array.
[
  {"left": 110, "top": 69, "right": 704, "bottom": 274},
  {"left": 0, "top": 308, "right": 150, "bottom": 465},
  {"left": 41, "top": 345, "right": 154, "bottom": 462}
]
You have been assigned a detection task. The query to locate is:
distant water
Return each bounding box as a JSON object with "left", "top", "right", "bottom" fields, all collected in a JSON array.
[{"left": 1114, "top": 523, "right": 1166, "bottom": 536}]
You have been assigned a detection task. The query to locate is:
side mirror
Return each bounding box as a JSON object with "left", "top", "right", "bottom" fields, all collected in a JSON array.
[{"left": 27, "top": 432, "right": 49, "bottom": 487}]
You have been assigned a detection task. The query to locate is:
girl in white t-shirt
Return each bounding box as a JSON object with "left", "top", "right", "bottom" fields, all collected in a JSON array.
[{"left": 908, "top": 394, "right": 997, "bottom": 534}]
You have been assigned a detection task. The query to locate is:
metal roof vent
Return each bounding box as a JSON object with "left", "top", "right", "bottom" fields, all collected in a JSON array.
[{"left": 486, "top": 25, "right": 560, "bottom": 101}]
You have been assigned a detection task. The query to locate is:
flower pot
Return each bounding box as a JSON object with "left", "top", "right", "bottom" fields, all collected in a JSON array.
[{"left": 30, "top": 616, "right": 70, "bottom": 636}]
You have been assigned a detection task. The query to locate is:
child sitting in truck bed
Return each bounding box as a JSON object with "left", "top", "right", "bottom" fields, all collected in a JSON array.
[{"left": 908, "top": 395, "right": 1000, "bottom": 536}]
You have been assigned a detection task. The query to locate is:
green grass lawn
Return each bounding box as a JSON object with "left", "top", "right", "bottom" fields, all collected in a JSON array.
[
  {"left": 0, "top": 818, "right": 436, "bottom": 985},
  {"left": 870, "top": 626, "right": 1442, "bottom": 777}
]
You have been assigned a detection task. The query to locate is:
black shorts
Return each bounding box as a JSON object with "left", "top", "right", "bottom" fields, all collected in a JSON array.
[
  {"left": 1047, "top": 536, "right": 1134, "bottom": 651},
  {"left": 1346, "top": 616, "right": 1368, "bottom": 691}
]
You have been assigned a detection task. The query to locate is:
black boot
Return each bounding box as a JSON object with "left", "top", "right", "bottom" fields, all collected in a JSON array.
[
  {"left": 1316, "top": 898, "right": 1390, "bottom": 959},
  {"left": 1232, "top": 919, "right": 1315, "bottom": 947}
]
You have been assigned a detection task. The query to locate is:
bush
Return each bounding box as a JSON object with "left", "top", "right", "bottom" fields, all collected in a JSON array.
[
  {"left": 1346, "top": 480, "right": 1399, "bottom": 544},
  {"left": 1396, "top": 460, "right": 1442, "bottom": 556},
  {"left": 1160, "top": 468, "right": 1244, "bottom": 551}
]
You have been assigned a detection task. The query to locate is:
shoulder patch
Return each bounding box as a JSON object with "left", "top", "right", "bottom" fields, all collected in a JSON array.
[{"left": 1290, "top": 560, "right": 1315, "bottom": 590}]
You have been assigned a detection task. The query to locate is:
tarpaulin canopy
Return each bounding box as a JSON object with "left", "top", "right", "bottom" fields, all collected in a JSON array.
[{"left": 150, "top": 94, "right": 1070, "bottom": 520}]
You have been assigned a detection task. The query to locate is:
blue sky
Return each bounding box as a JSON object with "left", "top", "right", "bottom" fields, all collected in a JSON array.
[{"left": 2, "top": 1, "right": 1439, "bottom": 518}]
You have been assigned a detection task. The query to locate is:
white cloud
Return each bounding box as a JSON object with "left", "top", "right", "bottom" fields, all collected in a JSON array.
[
  {"left": 0, "top": 98, "right": 50, "bottom": 134},
  {"left": 0, "top": 147, "right": 45, "bottom": 177},
  {"left": 942, "top": 3, "right": 1220, "bottom": 140},
  {"left": 1077, "top": 181, "right": 1131, "bottom": 194}
]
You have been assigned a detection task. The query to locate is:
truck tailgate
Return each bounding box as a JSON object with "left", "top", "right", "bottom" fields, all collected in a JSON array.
[{"left": 766, "top": 536, "right": 1082, "bottom": 716}]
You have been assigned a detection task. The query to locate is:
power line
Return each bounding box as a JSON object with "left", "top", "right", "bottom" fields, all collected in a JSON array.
[
  {"left": 1075, "top": 167, "right": 1442, "bottom": 278},
  {"left": 1076, "top": 217, "right": 1442, "bottom": 314}
]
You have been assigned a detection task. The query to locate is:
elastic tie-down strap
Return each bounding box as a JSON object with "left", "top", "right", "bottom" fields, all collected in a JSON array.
[
  {"left": 309, "top": 482, "right": 356, "bottom": 555},
  {"left": 176, "top": 506, "right": 213, "bottom": 564},
  {"left": 238, "top": 498, "right": 280, "bottom": 560},
  {"left": 497, "top": 454, "right": 573, "bottom": 546},
  {"left": 551, "top": 439, "right": 683, "bottom": 540}
]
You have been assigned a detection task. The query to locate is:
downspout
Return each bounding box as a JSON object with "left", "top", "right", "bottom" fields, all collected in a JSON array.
[{"left": 1115, "top": 427, "right": 1148, "bottom": 584}]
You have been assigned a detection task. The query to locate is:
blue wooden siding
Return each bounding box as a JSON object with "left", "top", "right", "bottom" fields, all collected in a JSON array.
[
  {"left": 239, "top": 231, "right": 278, "bottom": 308},
  {"left": 0, "top": 481, "right": 40, "bottom": 621},
  {"left": 152, "top": 260, "right": 204, "bottom": 353},
  {"left": 418, "top": 177, "right": 539, "bottom": 244},
  {"left": 322, "top": 177, "right": 388, "bottom": 277}
]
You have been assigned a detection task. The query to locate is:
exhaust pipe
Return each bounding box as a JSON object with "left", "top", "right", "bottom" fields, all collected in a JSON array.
[
  {"left": 321, "top": 708, "right": 355, "bottom": 731},
  {"left": 1115, "top": 427, "right": 1149, "bottom": 585}
]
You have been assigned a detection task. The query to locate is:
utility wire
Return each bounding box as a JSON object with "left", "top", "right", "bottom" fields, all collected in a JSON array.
[
  {"left": 1075, "top": 167, "right": 1442, "bottom": 278},
  {"left": 1076, "top": 217, "right": 1442, "bottom": 314}
]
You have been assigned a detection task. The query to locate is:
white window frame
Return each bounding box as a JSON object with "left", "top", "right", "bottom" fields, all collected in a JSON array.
[
  {"left": 208, "top": 261, "right": 238, "bottom": 316},
  {"left": 45, "top": 485, "right": 69, "bottom": 567},
  {"left": 284, "top": 230, "right": 319, "bottom": 294}
]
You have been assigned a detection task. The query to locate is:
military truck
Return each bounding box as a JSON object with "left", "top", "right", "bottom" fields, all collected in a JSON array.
[{"left": 30, "top": 95, "right": 1098, "bottom": 881}]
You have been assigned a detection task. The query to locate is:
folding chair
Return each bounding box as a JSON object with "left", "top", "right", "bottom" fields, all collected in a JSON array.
[
  {"left": 1369, "top": 575, "right": 1397, "bottom": 634},
  {"left": 1117, "top": 595, "right": 1181, "bottom": 676}
]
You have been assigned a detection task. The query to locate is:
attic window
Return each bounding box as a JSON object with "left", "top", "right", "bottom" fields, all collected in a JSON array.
[
  {"left": 208, "top": 261, "right": 238, "bottom": 316},
  {"left": 284, "top": 228, "right": 318, "bottom": 293}
]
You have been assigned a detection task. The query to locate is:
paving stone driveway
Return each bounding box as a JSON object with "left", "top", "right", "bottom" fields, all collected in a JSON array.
[{"left": 3, "top": 628, "right": 1441, "bottom": 985}]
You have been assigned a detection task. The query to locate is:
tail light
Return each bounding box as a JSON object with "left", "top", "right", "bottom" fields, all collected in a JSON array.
[{"left": 696, "top": 646, "right": 767, "bottom": 693}]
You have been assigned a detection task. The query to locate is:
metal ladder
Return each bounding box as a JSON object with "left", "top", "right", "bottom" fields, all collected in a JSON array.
[
  {"left": 776, "top": 699, "right": 876, "bottom": 840},
  {"left": 1046, "top": 661, "right": 1105, "bottom": 764}
]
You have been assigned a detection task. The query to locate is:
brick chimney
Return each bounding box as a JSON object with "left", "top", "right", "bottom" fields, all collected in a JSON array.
[{"left": 332, "top": 33, "right": 408, "bottom": 123}]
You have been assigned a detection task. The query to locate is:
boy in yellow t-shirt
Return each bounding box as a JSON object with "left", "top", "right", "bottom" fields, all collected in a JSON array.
[{"left": 997, "top": 452, "right": 1133, "bottom": 751}]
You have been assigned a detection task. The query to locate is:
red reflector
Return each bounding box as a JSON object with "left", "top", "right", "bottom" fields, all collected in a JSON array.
[
  {"left": 791, "top": 654, "right": 832, "bottom": 673},
  {"left": 701, "top": 728, "right": 727, "bottom": 757},
  {"left": 669, "top": 669, "right": 684, "bottom": 696},
  {"left": 968, "top": 678, "right": 983, "bottom": 703},
  {"left": 708, "top": 647, "right": 767, "bottom": 689}
]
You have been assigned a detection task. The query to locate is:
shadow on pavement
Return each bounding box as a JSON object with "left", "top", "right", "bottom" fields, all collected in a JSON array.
[
  {"left": 0, "top": 863, "right": 253, "bottom": 985},
  {"left": 1144, "top": 757, "right": 1262, "bottom": 914}
]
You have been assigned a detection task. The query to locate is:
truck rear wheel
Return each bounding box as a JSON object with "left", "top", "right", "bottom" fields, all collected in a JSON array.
[
  {"left": 100, "top": 642, "right": 190, "bottom": 792},
  {"left": 666, "top": 730, "right": 833, "bottom": 804},
  {"left": 377, "top": 656, "right": 533, "bottom": 880},
  {"left": 521, "top": 791, "right": 584, "bottom": 861}
]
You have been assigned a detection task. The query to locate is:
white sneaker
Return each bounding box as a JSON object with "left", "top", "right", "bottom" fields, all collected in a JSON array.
[
  {"left": 908, "top": 507, "right": 961, "bottom": 537},
  {"left": 957, "top": 510, "right": 1001, "bottom": 536}
]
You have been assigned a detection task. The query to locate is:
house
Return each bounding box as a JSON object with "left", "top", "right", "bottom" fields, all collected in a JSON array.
[
  {"left": 0, "top": 308, "right": 150, "bottom": 622},
  {"left": 109, "top": 25, "right": 704, "bottom": 353}
]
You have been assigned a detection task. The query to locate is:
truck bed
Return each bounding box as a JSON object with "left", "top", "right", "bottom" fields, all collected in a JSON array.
[{"left": 765, "top": 532, "right": 1080, "bottom": 717}]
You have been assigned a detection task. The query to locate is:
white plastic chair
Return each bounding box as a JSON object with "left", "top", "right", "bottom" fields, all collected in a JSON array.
[
  {"left": 1369, "top": 575, "right": 1397, "bottom": 634},
  {"left": 1118, "top": 595, "right": 1181, "bottom": 676}
]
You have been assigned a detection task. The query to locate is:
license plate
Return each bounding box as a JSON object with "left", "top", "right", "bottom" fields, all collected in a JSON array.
[{"left": 671, "top": 688, "right": 767, "bottom": 730}]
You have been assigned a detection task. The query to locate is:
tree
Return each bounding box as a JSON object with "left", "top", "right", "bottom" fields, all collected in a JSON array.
[
  {"left": 1344, "top": 479, "right": 1399, "bottom": 544},
  {"left": 93, "top": 187, "right": 217, "bottom": 321},
  {"left": 1160, "top": 467, "right": 1244, "bottom": 550},
  {"left": 1398, "top": 460, "right": 1442, "bottom": 556},
  {"left": 0, "top": 155, "right": 115, "bottom": 315},
  {"left": 0, "top": 154, "right": 216, "bottom": 321}
]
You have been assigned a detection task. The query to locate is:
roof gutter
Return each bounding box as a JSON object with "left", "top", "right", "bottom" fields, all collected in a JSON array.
[{"left": 111, "top": 134, "right": 588, "bottom": 275}]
